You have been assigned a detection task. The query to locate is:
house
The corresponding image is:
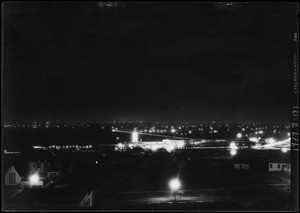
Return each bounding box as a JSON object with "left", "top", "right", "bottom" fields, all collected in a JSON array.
[
  {"left": 4, "top": 166, "right": 23, "bottom": 186},
  {"left": 4, "top": 160, "right": 60, "bottom": 188},
  {"left": 269, "top": 163, "right": 291, "bottom": 172}
]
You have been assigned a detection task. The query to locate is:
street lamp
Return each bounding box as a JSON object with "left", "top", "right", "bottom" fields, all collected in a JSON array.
[
  {"left": 236, "top": 133, "right": 242, "bottom": 139},
  {"left": 29, "top": 173, "right": 40, "bottom": 185},
  {"left": 169, "top": 178, "right": 181, "bottom": 202}
]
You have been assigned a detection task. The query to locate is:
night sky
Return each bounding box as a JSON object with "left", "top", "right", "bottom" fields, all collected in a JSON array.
[{"left": 3, "top": 2, "right": 297, "bottom": 123}]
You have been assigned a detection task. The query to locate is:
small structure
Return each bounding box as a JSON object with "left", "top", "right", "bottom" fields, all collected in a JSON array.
[
  {"left": 79, "top": 190, "right": 93, "bottom": 207},
  {"left": 234, "top": 163, "right": 249, "bottom": 170},
  {"left": 269, "top": 163, "right": 291, "bottom": 172}
]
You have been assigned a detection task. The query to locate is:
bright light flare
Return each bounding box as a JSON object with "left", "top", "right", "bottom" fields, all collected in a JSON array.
[
  {"left": 282, "top": 147, "right": 288, "bottom": 153},
  {"left": 29, "top": 174, "right": 40, "bottom": 185},
  {"left": 169, "top": 178, "right": 181, "bottom": 191}
]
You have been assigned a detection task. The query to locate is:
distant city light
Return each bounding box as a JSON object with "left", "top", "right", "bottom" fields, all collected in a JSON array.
[
  {"left": 267, "top": 138, "right": 275, "bottom": 143},
  {"left": 95, "top": 161, "right": 98, "bottom": 164},
  {"left": 258, "top": 130, "right": 264, "bottom": 134},
  {"left": 249, "top": 137, "right": 259, "bottom": 143},
  {"left": 229, "top": 142, "right": 238, "bottom": 150},
  {"left": 151, "top": 145, "right": 158, "bottom": 151},
  {"left": 167, "top": 145, "right": 175, "bottom": 152},
  {"left": 169, "top": 178, "right": 181, "bottom": 191},
  {"left": 171, "top": 128, "right": 176, "bottom": 133},
  {"left": 287, "top": 133, "right": 291, "bottom": 136},
  {"left": 230, "top": 149, "right": 237, "bottom": 156},
  {"left": 132, "top": 130, "right": 139, "bottom": 142},
  {"left": 282, "top": 148, "right": 288, "bottom": 153},
  {"left": 236, "top": 133, "right": 242, "bottom": 139},
  {"left": 177, "top": 141, "right": 185, "bottom": 148},
  {"left": 29, "top": 174, "right": 40, "bottom": 185}
]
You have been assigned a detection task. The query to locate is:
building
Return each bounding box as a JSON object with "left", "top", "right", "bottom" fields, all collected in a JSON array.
[
  {"left": 4, "top": 166, "right": 23, "bottom": 186},
  {"left": 4, "top": 160, "right": 60, "bottom": 188},
  {"left": 234, "top": 163, "right": 250, "bottom": 170},
  {"left": 269, "top": 163, "right": 291, "bottom": 172}
]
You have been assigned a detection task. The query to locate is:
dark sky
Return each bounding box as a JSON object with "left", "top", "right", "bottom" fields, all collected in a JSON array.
[{"left": 3, "top": 2, "right": 298, "bottom": 123}]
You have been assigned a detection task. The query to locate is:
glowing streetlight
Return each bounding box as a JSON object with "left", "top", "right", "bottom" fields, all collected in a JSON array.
[
  {"left": 230, "top": 149, "right": 237, "bottom": 156},
  {"left": 236, "top": 133, "right": 242, "bottom": 139},
  {"left": 169, "top": 178, "right": 181, "bottom": 202},
  {"left": 169, "top": 178, "right": 181, "bottom": 191},
  {"left": 29, "top": 174, "right": 40, "bottom": 185}
]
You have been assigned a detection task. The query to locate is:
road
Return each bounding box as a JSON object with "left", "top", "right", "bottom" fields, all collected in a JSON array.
[{"left": 93, "top": 184, "right": 292, "bottom": 210}]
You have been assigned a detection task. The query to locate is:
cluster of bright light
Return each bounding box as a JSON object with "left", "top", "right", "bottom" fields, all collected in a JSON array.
[
  {"left": 34, "top": 144, "right": 92, "bottom": 150},
  {"left": 229, "top": 142, "right": 238, "bottom": 156},
  {"left": 169, "top": 178, "right": 181, "bottom": 190},
  {"left": 117, "top": 143, "right": 125, "bottom": 148},
  {"left": 167, "top": 145, "right": 175, "bottom": 153},
  {"left": 236, "top": 133, "right": 242, "bottom": 139},
  {"left": 230, "top": 149, "right": 237, "bottom": 156},
  {"left": 266, "top": 138, "right": 275, "bottom": 144},
  {"left": 29, "top": 174, "right": 40, "bottom": 185},
  {"left": 151, "top": 145, "right": 158, "bottom": 151},
  {"left": 177, "top": 141, "right": 185, "bottom": 148},
  {"left": 229, "top": 142, "right": 238, "bottom": 149},
  {"left": 132, "top": 131, "right": 139, "bottom": 142},
  {"left": 249, "top": 137, "right": 259, "bottom": 143}
]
